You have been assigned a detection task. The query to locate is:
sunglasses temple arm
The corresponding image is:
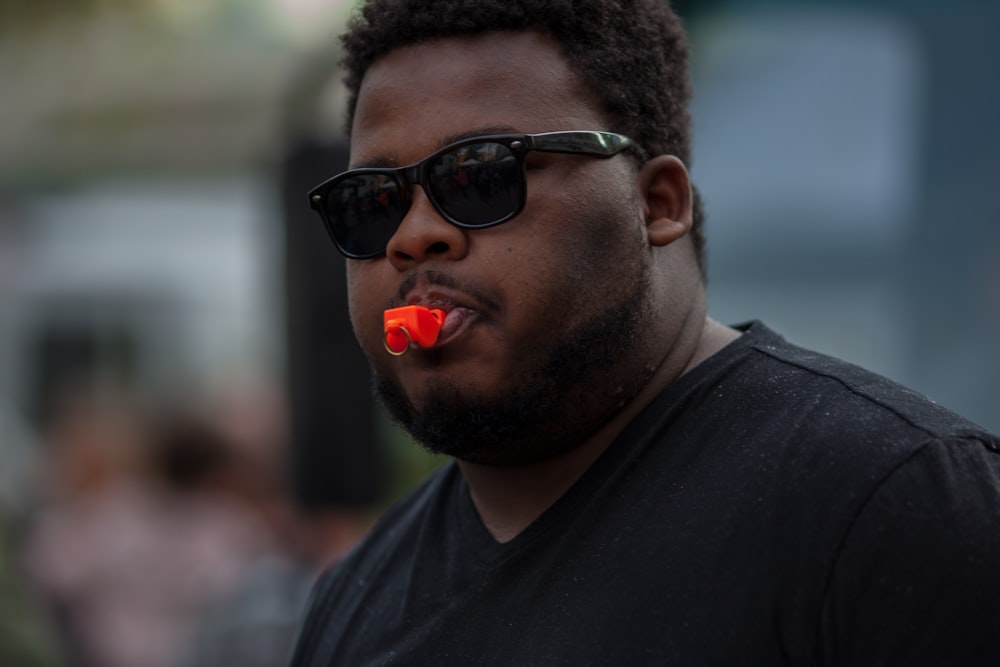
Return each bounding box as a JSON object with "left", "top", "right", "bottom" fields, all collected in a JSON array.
[{"left": 527, "top": 131, "right": 633, "bottom": 157}]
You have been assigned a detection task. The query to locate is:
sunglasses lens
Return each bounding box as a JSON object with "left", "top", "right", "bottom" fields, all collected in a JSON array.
[
  {"left": 427, "top": 142, "right": 522, "bottom": 226},
  {"left": 323, "top": 173, "right": 404, "bottom": 257}
]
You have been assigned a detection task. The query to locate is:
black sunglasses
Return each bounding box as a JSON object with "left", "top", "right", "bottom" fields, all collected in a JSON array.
[{"left": 308, "top": 130, "right": 635, "bottom": 259}]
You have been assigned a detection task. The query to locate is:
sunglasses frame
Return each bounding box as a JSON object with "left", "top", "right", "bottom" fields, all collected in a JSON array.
[{"left": 308, "top": 130, "right": 634, "bottom": 259}]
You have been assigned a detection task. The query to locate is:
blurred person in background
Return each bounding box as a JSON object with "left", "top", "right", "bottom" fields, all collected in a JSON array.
[
  {"left": 21, "top": 385, "right": 275, "bottom": 667},
  {"left": 290, "top": 0, "right": 1000, "bottom": 665},
  {"left": 176, "top": 381, "right": 371, "bottom": 667}
]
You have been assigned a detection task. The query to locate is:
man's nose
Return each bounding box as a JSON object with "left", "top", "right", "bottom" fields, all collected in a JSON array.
[{"left": 385, "top": 187, "right": 469, "bottom": 270}]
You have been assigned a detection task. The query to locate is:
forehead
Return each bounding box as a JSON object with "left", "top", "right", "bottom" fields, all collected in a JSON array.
[{"left": 350, "top": 30, "right": 607, "bottom": 165}]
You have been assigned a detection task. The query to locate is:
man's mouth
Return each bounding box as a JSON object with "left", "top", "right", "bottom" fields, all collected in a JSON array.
[{"left": 389, "top": 271, "right": 497, "bottom": 353}]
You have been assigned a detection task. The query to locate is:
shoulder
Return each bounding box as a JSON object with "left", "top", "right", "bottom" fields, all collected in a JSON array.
[
  {"left": 817, "top": 436, "right": 1000, "bottom": 665},
  {"left": 648, "top": 322, "right": 1000, "bottom": 554},
  {"left": 720, "top": 322, "right": 998, "bottom": 453},
  {"left": 725, "top": 324, "right": 1000, "bottom": 664}
]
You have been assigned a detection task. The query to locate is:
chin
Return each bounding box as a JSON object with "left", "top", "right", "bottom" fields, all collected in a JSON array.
[
  {"left": 373, "top": 370, "right": 546, "bottom": 456},
  {"left": 374, "top": 368, "right": 617, "bottom": 466}
]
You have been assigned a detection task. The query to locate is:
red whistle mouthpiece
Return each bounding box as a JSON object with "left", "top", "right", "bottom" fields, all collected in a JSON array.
[{"left": 383, "top": 305, "right": 445, "bottom": 356}]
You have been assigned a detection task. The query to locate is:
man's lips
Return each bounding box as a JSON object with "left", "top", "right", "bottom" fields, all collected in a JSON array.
[
  {"left": 393, "top": 270, "right": 501, "bottom": 313},
  {"left": 388, "top": 271, "right": 500, "bottom": 352}
]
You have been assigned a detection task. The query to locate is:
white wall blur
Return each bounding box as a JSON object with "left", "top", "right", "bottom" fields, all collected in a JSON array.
[{"left": 0, "top": 178, "right": 283, "bottom": 404}]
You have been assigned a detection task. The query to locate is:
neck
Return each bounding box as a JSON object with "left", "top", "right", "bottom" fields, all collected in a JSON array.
[{"left": 458, "top": 313, "right": 739, "bottom": 543}]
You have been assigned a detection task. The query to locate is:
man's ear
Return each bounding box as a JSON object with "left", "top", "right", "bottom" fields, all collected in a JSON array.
[{"left": 638, "top": 155, "right": 692, "bottom": 247}]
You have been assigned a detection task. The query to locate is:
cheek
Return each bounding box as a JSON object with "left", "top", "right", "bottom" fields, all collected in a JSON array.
[
  {"left": 498, "top": 183, "right": 644, "bottom": 340},
  {"left": 534, "top": 170, "right": 645, "bottom": 283},
  {"left": 346, "top": 263, "right": 386, "bottom": 357},
  {"left": 345, "top": 264, "right": 364, "bottom": 326}
]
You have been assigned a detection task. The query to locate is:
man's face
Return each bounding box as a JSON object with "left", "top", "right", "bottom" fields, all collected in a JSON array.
[{"left": 347, "top": 31, "right": 658, "bottom": 464}]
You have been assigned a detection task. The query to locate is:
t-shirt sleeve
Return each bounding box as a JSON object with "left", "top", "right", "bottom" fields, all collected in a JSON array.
[{"left": 817, "top": 436, "right": 1000, "bottom": 666}]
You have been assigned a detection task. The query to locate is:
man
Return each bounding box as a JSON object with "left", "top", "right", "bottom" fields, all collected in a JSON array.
[{"left": 292, "top": 1, "right": 1000, "bottom": 664}]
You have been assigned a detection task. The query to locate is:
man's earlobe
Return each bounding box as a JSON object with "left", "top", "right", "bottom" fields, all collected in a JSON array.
[{"left": 639, "top": 155, "right": 693, "bottom": 247}]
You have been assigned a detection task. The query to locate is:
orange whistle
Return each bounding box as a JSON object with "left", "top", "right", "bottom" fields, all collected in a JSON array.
[{"left": 383, "top": 305, "right": 445, "bottom": 356}]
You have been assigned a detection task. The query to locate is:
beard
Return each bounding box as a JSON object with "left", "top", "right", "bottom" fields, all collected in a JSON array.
[{"left": 372, "top": 258, "right": 654, "bottom": 465}]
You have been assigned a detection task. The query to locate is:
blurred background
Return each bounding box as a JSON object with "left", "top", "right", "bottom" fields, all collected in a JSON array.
[{"left": 1, "top": 0, "right": 998, "bottom": 665}]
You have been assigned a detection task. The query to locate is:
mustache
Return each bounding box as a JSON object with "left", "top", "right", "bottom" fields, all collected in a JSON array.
[{"left": 393, "top": 269, "right": 501, "bottom": 312}]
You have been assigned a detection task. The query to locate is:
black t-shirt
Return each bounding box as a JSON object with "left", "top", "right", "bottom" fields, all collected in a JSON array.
[{"left": 292, "top": 323, "right": 1000, "bottom": 666}]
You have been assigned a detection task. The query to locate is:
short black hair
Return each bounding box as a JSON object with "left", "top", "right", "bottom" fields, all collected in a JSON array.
[{"left": 340, "top": 0, "right": 706, "bottom": 273}]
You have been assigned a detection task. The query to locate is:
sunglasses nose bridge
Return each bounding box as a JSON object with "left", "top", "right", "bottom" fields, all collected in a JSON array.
[
  {"left": 397, "top": 162, "right": 423, "bottom": 189},
  {"left": 397, "top": 160, "right": 449, "bottom": 221}
]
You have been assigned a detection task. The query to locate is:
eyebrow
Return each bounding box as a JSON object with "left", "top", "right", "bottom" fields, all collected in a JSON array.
[{"left": 352, "top": 125, "right": 520, "bottom": 170}]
